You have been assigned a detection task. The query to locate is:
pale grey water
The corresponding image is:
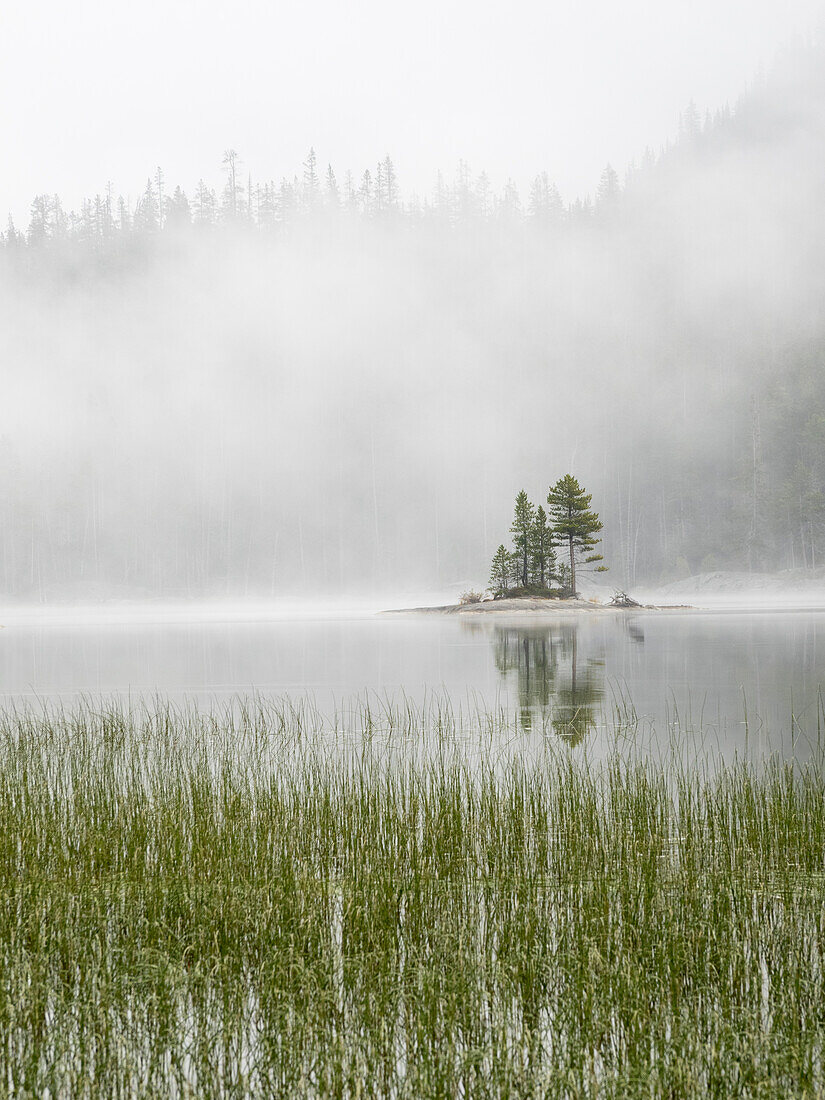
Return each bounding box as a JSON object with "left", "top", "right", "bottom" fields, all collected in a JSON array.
[{"left": 0, "top": 608, "right": 823, "bottom": 753}]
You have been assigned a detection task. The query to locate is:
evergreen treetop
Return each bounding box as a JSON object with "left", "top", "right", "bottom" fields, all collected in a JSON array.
[
  {"left": 546, "top": 475, "right": 606, "bottom": 595},
  {"left": 510, "top": 491, "right": 535, "bottom": 589},
  {"left": 489, "top": 544, "right": 511, "bottom": 598}
]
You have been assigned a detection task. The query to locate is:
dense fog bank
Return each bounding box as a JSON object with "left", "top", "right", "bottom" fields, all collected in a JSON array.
[{"left": 2, "top": 43, "right": 825, "bottom": 600}]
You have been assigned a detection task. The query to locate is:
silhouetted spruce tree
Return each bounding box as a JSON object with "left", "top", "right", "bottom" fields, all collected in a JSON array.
[
  {"left": 546, "top": 475, "right": 606, "bottom": 595},
  {"left": 117, "top": 195, "right": 131, "bottom": 233},
  {"left": 165, "top": 186, "right": 191, "bottom": 228},
  {"left": 475, "top": 171, "right": 492, "bottom": 217},
  {"left": 358, "top": 169, "right": 373, "bottom": 216},
  {"left": 133, "top": 179, "right": 159, "bottom": 232},
  {"left": 530, "top": 505, "right": 555, "bottom": 587},
  {"left": 193, "top": 180, "right": 217, "bottom": 225},
  {"left": 303, "top": 148, "right": 320, "bottom": 210},
  {"left": 258, "top": 182, "right": 277, "bottom": 228},
  {"left": 278, "top": 177, "right": 298, "bottom": 222},
  {"left": 510, "top": 490, "right": 535, "bottom": 588},
  {"left": 94, "top": 192, "right": 113, "bottom": 240},
  {"left": 343, "top": 170, "right": 357, "bottom": 213},
  {"left": 246, "top": 173, "right": 256, "bottom": 222},
  {"left": 382, "top": 156, "right": 398, "bottom": 209},
  {"left": 528, "top": 172, "right": 564, "bottom": 225},
  {"left": 489, "top": 544, "right": 511, "bottom": 597},
  {"left": 325, "top": 165, "right": 339, "bottom": 208},
  {"left": 155, "top": 167, "right": 165, "bottom": 230},
  {"left": 27, "top": 195, "right": 52, "bottom": 245},
  {"left": 498, "top": 179, "right": 522, "bottom": 221},
  {"left": 5, "top": 214, "right": 20, "bottom": 247},
  {"left": 595, "top": 164, "right": 620, "bottom": 215}
]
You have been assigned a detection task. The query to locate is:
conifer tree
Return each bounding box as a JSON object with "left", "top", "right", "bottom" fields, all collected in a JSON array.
[
  {"left": 528, "top": 172, "right": 564, "bottom": 225},
  {"left": 475, "top": 171, "right": 492, "bottom": 218},
  {"left": 257, "top": 182, "right": 277, "bottom": 228},
  {"left": 546, "top": 475, "right": 606, "bottom": 595},
  {"left": 302, "top": 148, "right": 320, "bottom": 209},
  {"left": 193, "top": 180, "right": 217, "bottom": 225},
  {"left": 343, "top": 170, "right": 357, "bottom": 213},
  {"left": 498, "top": 179, "right": 522, "bottom": 221},
  {"left": 595, "top": 164, "right": 620, "bottom": 213},
  {"left": 155, "top": 166, "right": 165, "bottom": 230},
  {"left": 165, "top": 186, "right": 191, "bottom": 228},
  {"left": 278, "top": 178, "right": 297, "bottom": 222},
  {"left": 358, "top": 169, "right": 373, "bottom": 216},
  {"left": 382, "top": 156, "right": 398, "bottom": 208},
  {"left": 117, "top": 195, "right": 131, "bottom": 233},
  {"left": 375, "top": 160, "right": 385, "bottom": 213},
  {"left": 510, "top": 490, "right": 535, "bottom": 588},
  {"left": 133, "top": 179, "right": 159, "bottom": 232},
  {"left": 247, "top": 173, "right": 256, "bottom": 222},
  {"left": 221, "top": 150, "right": 242, "bottom": 220},
  {"left": 489, "top": 544, "right": 511, "bottom": 598},
  {"left": 5, "top": 214, "right": 19, "bottom": 246},
  {"left": 28, "top": 195, "right": 52, "bottom": 244},
  {"left": 325, "top": 165, "right": 339, "bottom": 208},
  {"left": 530, "top": 505, "right": 555, "bottom": 587}
]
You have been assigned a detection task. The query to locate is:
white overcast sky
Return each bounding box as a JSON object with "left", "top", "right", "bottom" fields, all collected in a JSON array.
[{"left": 1, "top": 0, "right": 822, "bottom": 220}]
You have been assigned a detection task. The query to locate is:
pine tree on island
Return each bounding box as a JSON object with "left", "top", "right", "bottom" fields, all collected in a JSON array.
[
  {"left": 545, "top": 474, "right": 607, "bottom": 596},
  {"left": 510, "top": 490, "right": 535, "bottom": 588},
  {"left": 489, "top": 545, "right": 511, "bottom": 598},
  {"left": 531, "top": 505, "right": 555, "bottom": 587},
  {"left": 486, "top": 477, "right": 606, "bottom": 599}
]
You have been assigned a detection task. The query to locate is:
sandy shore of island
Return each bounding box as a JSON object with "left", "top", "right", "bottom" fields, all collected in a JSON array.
[{"left": 380, "top": 597, "right": 691, "bottom": 616}]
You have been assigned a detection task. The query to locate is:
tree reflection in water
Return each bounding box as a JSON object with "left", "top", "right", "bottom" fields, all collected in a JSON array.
[{"left": 487, "top": 622, "right": 607, "bottom": 744}]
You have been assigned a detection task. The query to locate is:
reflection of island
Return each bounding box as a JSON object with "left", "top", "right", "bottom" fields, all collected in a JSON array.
[{"left": 487, "top": 623, "right": 608, "bottom": 744}]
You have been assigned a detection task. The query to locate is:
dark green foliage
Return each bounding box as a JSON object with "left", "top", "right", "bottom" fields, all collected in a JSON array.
[
  {"left": 530, "top": 505, "right": 555, "bottom": 587},
  {"left": 489, "top": 494, "right": 557, "bottom": 598},
  {"left": 546, "top": 475, "right": 607, "bottom": 595},
  {"left": 489, "top": 544, "right": 511, "bottom": 597},
  {"left": 488, "top": 494, "right": 556, "bottom": 597},
  {"left": 555, "top": 561, "right": 574, "bottom": 597},
  {"left": 489, "top": 478, "right": 606, "bottom": 599},
  {"left": 500, "top": 583, "right": 563, "bottom": 598},
  {"left": 509, "top": 490, "right": 535, "bottom": 588}
]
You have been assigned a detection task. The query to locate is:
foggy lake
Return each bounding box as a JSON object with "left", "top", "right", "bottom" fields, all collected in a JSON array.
[
  {"left": 2, "top": 608, "right": 822, "bottom": 753},
  {"left": 7, "top": 2, "right": 825, "bottom": 1090}
]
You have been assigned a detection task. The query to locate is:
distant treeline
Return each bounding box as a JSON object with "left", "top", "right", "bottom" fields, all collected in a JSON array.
[{"left": 2, "top": 102, "right": 738, "bottom": 250}]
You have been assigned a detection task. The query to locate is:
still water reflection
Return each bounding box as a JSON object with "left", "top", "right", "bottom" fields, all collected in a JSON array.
[
  {"left": 488, "top": 624, "right": 605, "bottom": 743},
  {"left": 0, "top": 608, "right": 823, "bottom": 752}
]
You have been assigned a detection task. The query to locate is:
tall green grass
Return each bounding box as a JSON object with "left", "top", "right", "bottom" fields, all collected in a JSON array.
[{"left": 0, "top": 697, "right": 823, "bottom": 1097}]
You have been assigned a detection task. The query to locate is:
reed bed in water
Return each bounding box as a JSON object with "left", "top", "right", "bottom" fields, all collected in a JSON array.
[{"left": 1, "top": 697, "right": 824, "bottom": 1098}]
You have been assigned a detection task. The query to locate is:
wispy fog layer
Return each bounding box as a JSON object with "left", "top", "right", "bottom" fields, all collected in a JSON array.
[{"left": 2, "top": 45, "right": 825, "bottom": 602}]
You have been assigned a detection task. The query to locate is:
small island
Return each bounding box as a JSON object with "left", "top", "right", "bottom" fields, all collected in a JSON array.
[{"left": 385, "top": 475, "right": 678, "bottom": 615}]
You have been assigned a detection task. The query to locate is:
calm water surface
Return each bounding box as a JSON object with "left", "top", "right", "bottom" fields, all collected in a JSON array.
[{"left": 1, "top": 608, "right": 823, "bottom": 752}]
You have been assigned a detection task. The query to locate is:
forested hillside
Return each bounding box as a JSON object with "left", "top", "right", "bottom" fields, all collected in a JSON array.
[{"left": 2, "top": 41, "right": 824, "bottom": 598}]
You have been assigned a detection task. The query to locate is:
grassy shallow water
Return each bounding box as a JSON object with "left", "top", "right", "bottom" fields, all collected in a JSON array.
[{"left": 1, "top": 698, "right": 824, "bottom": 1098}]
